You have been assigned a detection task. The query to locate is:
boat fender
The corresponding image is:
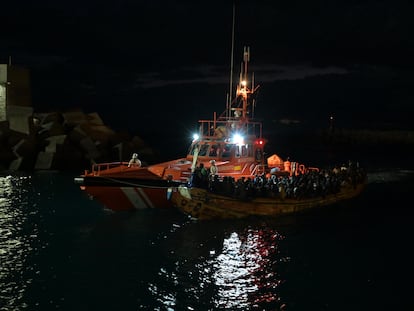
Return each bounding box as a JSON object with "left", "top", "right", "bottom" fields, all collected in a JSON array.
[{"left": 178, "top": 186, "right": 192, "bottom": 199}]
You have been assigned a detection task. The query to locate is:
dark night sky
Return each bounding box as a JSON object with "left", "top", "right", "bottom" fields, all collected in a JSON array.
[{"left": 1, "top": 0, "right": 414, "bottom": 155}]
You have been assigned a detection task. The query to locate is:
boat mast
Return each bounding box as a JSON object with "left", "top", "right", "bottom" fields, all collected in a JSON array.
[
  {"left": 227, "top": 2, "right": 236, "bottom": 118},
  {"left": 242, "top": 46, "right": 250, "bottom": 119}
]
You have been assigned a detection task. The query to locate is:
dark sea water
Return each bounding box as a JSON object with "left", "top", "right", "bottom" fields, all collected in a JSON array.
[{"left": 1, "top": 163, "right": 413, "bottom": 310}]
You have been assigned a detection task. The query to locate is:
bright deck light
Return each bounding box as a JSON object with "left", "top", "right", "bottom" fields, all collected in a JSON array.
[{"left": 232, "top": 133, "right": 244, "bottom": 144}]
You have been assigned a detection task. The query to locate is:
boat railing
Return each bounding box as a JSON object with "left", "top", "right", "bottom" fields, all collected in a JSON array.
[
  {"left": 90, "top": 162, "right": 130, "bottom": 175},
  {"left": 198, "top": 118, "right": 263, "bottom": 138}
]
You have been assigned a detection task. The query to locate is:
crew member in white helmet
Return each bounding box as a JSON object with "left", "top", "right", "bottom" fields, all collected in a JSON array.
[{"left": 128, "top": 153, "right": 142, "bottom": 168}]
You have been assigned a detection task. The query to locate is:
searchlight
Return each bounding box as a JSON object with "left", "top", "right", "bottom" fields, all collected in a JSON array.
[{"left": 232, "top": 133, "right": 244, "bottom": 145}]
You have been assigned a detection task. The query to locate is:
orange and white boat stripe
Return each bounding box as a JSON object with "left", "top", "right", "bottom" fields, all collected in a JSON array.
[{"left": 120, "top": 187, "right": 155, "bottom": 209}]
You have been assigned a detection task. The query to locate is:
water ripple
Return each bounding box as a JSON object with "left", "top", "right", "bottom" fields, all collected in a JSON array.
[
  {"left": 148, "top": 223, "right": 288, "bottom": 310},
  {"left": 0, "top": 174, "right": 43, "bottom": 311}
]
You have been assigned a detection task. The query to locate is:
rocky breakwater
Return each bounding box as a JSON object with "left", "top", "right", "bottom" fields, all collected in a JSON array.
[{"left": 0, "top": 110, "right": 158, "bottom": 172}]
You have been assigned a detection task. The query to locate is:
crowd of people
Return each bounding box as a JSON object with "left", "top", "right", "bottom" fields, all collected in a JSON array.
[
  {"left": 190, "top": 159, "right": 218, "bottom": 188},
  {"left": 190, "top": 160, "right": 366, "bottom": 201}
]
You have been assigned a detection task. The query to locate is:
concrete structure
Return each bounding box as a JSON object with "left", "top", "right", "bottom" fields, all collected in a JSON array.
[
  {"left": 0, "top": 64, "right": 157, "bottom": 171},
  {"left": 0, "top": 63, "right": 33, "bottom": 134}
]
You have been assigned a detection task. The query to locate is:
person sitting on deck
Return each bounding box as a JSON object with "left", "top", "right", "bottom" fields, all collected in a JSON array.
[{"left": 128, "top": 153, "right": 142, "bottom": 168}]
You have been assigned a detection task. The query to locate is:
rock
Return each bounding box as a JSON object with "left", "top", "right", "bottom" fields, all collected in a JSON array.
[{"left": 0, "top": 109, "right": 157, "bottom": 172}]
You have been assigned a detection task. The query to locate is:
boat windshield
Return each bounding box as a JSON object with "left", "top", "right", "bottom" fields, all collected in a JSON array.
[
  {"left": 222, "top": 144, "right": 234, "bottom": 158},
  {"left": 198, "top": 143, "right": 209, "bottom": 156},
  {"left": 208, "top": 144, "right": 220, "bottom": 157},
  {"left": 189, "top": 141, "right": 259, "bottom": 160}
]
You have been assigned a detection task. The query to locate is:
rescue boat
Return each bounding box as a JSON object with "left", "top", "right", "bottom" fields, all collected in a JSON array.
[
  {"left": 74, "top": 46, "right": 366, "bottom": 213},
  {"left": 168, "top": 48, "right": 367, "bottom": 219},
  {"left": 74, "top": 46, "right": 280, "bottom": 211}
]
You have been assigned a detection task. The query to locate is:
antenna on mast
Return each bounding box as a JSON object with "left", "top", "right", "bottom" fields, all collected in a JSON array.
[
  {"left": 227, "top": 2, "right": 236, "bottom": 118},
  {"left": 243, "top": 46, "right": 250, "bottom": 81}
]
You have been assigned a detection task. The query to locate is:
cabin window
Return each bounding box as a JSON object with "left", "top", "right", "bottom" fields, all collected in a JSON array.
[
  {"left": 255, "top": 148, "right": 263, "bottom": 162},
  {"left": 209, "top": 144, "right": 219, "bottom": 157},
  {"left": 198, "top": 143, "right": 209, "bottom": 156},
  {"left": 222, "top": 144, "right": 233, "bottom": 158},
  {"left": 247, "top": 144, "right": 253, "bottom": 157},
  {"left": 235, "top": 145, "right": 241, "bottom": 158},
  {"left": 241, "top": 145, "right": 248, "bottom": 157}
]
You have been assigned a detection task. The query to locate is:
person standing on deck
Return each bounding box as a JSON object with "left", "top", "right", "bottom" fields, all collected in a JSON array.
[
  {"left": 128, "top": 153, "right": 142, "bottom": 168},
  {"left": 209, "top": 160, "right": 218, "bottom": 179},
  {"left": 198, "top": 163, "right": 209, "bottom": 188}
]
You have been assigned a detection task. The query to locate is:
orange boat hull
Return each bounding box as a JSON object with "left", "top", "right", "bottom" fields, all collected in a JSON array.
[
  {"left": 81, "top": 185, "right": 174, "bottom": 211},
  {"left": 75, "top": 163, "right": 178, "bottom": 211}
]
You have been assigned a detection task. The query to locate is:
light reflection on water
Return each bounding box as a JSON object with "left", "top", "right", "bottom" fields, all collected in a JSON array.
[
  {"left": 149, "top": 225, "right": 288, "bottom": 310},
  {"left": 212, "top": 230, "right": 284, "bottom": 309},
  {"left": 0, "top": 174, "right": 38, "bottom": 310}
]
